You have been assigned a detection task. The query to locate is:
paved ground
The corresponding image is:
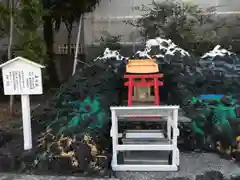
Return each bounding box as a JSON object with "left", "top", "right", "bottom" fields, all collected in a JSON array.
[
  {"left": 115, "top": 152, "right": 240, "bottom": 180},
  {"left": 0, "top": 174, "right": 118, "bottom": 180},
  {"left": 0, "top": 153, "right": 238, "bottom": 180}
]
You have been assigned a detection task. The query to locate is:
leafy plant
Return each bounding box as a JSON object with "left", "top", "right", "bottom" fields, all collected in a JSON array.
[
  {"left": 41, "top": 0, "right": 102, "bottom": 86},
  {"left": 14, "top": 0, "right": 47, "bottom": 64},
  {"left": 0, "top": 2, "right": 9, "bottom": 39},
  {"left": 127, "top": 0, "right": 228, "bottom": 55},
  {"left": 99, "top": 31, "right": 122, "bottom": 51},
  {"left": 86, "top": 31, "right": 122, "bottom": 62}
]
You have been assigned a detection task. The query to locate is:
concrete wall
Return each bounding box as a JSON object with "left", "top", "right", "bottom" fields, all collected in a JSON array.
[
  {"left": 185, "top": 0, "right": 240, "bottom": 11},
  {"left": 53, "top": 0, "right": 150, "bottom": 53},
  {"left": 217, "top": 0, "right": 240, "bottom": 12},
  {"left": 1, "top": 0, "right": 240, "bottom": 54},
  {"left": 53, "top": 0, "right": 240, "bottom": 54},
  {"left": 185, "top": 0, "right": 217, "bottom": 7}
]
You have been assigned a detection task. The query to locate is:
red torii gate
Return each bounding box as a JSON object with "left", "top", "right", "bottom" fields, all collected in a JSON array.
[{"left": 124, "top": 73, "right": 164, "bottom": 106}]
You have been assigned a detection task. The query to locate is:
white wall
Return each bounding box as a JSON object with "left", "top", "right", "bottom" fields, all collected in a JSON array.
[
  {"left": 217, "top": 0, "right": 240, "bottom": 12},
  {"left": 184, "top": 0, "right": 240, "bottom": 11},
  {"left": 184, "top": 0, "right": 240, "bottom": 12},
  {"left": 54, "top": 0, "right": 151, "bottom": 52},
  {"left": 183, "top": 0, "right": 217, "bottom": 7},
  {"left": 84, "top": 0, "right": 151, "bottom": 45},
  {"left": 53, "top": 0, "right": 240, "bottom": 53}
]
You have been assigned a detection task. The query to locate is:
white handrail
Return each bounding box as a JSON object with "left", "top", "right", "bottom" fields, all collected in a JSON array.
[
  {"left": 110, "top": 105, "right": 180, "bottom": 171},
  {"left": 110, "top": 105, "right": 179, "bottom": 110}
]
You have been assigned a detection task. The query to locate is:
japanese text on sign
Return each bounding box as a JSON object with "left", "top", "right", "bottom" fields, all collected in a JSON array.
[{"left": 3, "top": 70, "right": 42, "bottom": 95}]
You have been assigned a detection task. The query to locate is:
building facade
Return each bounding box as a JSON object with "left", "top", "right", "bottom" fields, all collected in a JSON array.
[
  {"left": 54, "top": 0, "right": 240, "bottom": 54},
  {"left": 1, "top": 0, "right": 240, "bottom": 55}
]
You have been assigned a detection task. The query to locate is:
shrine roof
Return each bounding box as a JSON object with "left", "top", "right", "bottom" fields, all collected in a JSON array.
[{"left": 0, "top": 56, "right": 45, "bottom": 69}]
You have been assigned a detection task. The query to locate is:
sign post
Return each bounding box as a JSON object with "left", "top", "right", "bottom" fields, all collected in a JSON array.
[{"left": 0, "top": 56, "right": 45, "bottom": 150}]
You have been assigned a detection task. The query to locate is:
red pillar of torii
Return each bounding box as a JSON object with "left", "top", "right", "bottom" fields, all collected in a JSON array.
[{"left": 124, "top": 74, "right": 164, "bottom": 106}]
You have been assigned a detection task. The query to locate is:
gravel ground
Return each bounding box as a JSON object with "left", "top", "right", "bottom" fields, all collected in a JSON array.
[
  {"left": 0, "top": 153, "right": 239, "bottom": 180},
  {"left": 0, "top": 174, "right": 118, "bottom": 180},
  {"left": 115, "top": 152, "right": 240, "bottom": 180}
]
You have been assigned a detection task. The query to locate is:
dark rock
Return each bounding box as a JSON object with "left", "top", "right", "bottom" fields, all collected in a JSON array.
[
  {"left": 0, "top": 153, "right": 17, "bottom": 171},
  {"left": 0, "top": 134, "right": 23, "bottom": 172},
  {"left": 232, "top": 151, "right": 240, "bottom": 161},
  {"left": 230, "top": 176, "right": 240, "bottom": 180},
  {"left": 22, "top": 58, "right": 125, "bottom": 175},
  {"left": 196, "top": 171, "right": 224, "bottom": 180},
  {"left": 0, "top": 130, "right": 13, "bottom": 148},
  {"left": 196, "top": 174, "right": 205, "bottom": 180},
  {"left": 167, "top": 177, "right": 191, "bottom": 180}
]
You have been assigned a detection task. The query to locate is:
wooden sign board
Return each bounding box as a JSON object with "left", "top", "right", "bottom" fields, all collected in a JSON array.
[
  {"left": 0, "top": 57, "right": 44, "bottom": 95},
  {"left": 0, "top": 56, "right": 45, "bottom": 150}
]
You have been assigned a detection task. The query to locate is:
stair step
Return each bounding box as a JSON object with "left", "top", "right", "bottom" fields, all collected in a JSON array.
[
  {"left": 123, "top": 151, "right": 170, "bottom": 165},
  {"left": 124, "top": 129, "right": 165, "bottom": 139},
  {"left": 122, "top": 137, "right": 170, "bottom": 144}
]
